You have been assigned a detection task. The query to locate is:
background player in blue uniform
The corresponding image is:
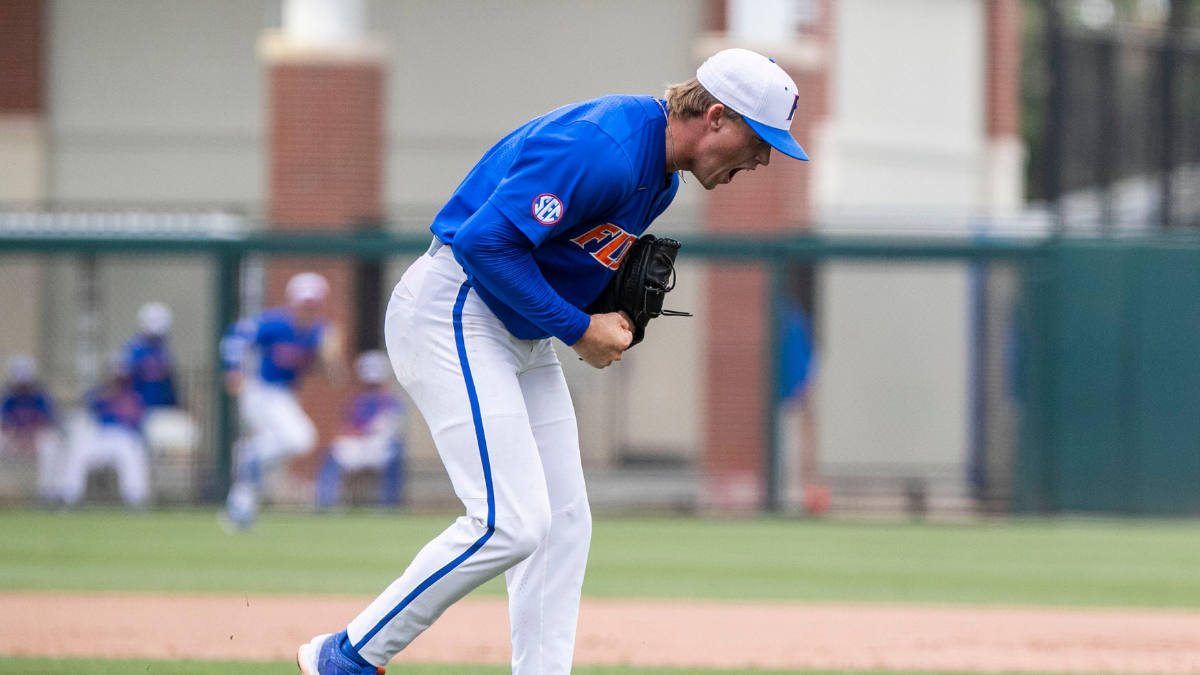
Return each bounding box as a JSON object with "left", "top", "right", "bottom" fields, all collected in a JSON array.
[
  {"left": 298, "top": 49, "right": 809, "bottom": 675},
  {"left": 221, "top": 272, "right": 345, "bottom": 530},
  {"left": 316, "top": 350, "right": 407, "bottom": 510},
  {"left": 123, "top": 302, "right": 179, "bottom": 408},
  {"left": 0, "top": 354, "right": 63, "bottom": 504},
  {"left": 123, "top": 302, "right": 199, "bottom": 460},
  {"left": 61, "top": 354, "right": 149, "bottom": 507}
]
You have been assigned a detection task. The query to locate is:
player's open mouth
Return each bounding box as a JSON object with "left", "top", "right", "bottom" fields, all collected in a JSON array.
[{"left": 725, "top": 168, "right": 742, "bottom": 183}]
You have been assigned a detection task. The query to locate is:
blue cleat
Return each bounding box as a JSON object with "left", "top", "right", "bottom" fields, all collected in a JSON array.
[
  {"left": 220, "top": 479, "right": 259, "bottom": 532},
  {"left": 297, "top": 630, "right": 384, "bottom": 675}
]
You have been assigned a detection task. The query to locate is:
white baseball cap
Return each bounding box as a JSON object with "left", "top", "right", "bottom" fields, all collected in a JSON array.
[
  {"left": 138, "top": 301, "right": 173, "bottom": 335},
  {"left": 6, "top": 354, "right": 37, "bottom": 383},
  {"left": 696, "top": 48, "right": 809, "bottom": 161},
  {"left": 355, "top": 350, "right": 392, "bottom": 385},
  {"left": 286, "top": 272, "right": 331, "bottom": 306}
]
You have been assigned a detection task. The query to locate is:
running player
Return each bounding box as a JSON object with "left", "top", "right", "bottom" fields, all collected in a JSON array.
[
  {"left": 298, "top": 49, "right": 808, "bottom": 675},
  {"left": 221, "top": 272, "right": 344, "bottom": 530}
]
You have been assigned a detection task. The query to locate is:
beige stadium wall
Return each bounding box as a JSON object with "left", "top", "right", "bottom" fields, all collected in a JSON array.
[
  {"left": 813, "top": 0, "right": 990, "bottom": 501},
  {"left": 40, "top": 0, "right": 708, "bottom": 471}
]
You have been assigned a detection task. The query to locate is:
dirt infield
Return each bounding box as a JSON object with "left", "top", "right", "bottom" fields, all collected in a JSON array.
[{"left": 6, "top": 592, "right": 1200, "bottom": 673}]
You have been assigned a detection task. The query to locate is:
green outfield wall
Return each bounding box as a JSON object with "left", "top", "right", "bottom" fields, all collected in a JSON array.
[{"left": 1017, "top": 237, "right": 1200, "bottom": 515}]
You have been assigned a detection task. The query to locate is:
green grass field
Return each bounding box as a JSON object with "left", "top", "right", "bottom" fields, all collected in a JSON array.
[{"left": 2, "top": 509, "right": 1199, "bottom": 607}]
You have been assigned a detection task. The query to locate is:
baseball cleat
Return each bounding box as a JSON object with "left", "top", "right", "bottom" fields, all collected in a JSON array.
[
  {"left": 217, "top": 507, "right": 254, "bottom": 534},
  {"left": 220, "top": 481, "right": 258, "bottom": 532},
  {"left": 296, "top": 631, "right": 384, "bottom": 675},
  {"left": 296, "top": 633, "right": 326, "bottom": 675}
]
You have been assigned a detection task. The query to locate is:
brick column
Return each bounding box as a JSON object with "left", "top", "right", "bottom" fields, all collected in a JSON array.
[
  {"left": 0, "top": 0, "right": 46, "bottom": 200},
  {"left": 259, "top": 3, "right": 385, "bottom": 477},
  {"left": 0, "top": 0, "right": 48, "bottom": 372},
  {"left": 700, "top": 0, "right": 830, "bottom": 512},
  {"left": 984, "top": 0, "right": 1023, "bottom": 209}
]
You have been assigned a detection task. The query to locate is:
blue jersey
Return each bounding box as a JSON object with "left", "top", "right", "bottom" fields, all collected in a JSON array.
[
  {"left": 344, "top": 390, "right": 404, "bottom": 436},
  {"left": 88, "top": 381, "right": 145, "bottom": 431},
  {"left": 222, "top": 308, "right": 326, "bottom": 387},
  {"left": 122, "top": 334, "right": 177, "bottom": 407},
  {"left": 1, "top": 385, "right": 55, "bottom": 431},
  {"left": 431, "top": 95, "right": 679, "bottom": 340}
]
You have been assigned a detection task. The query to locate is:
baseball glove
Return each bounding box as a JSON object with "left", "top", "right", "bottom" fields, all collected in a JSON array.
[{"left": 587, "top": 234, "right": 692, "bottom": 348}]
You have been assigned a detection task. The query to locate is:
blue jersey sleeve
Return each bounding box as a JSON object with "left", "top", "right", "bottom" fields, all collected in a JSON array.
[
  {"left": 220, "top": 318, "right": 258, "bottom": 372},
  {"left": 0, "top": 395, "right": 15, "bottom": 426},
  {"left": 37, "top": 392, "right": 55, "bottom": 424},
  {"left": 488, "top": 122, "right": 633, "bottom": 247},
  {"left": 453, "top": 202, "right": 592, "bottom": 345},
  {"left": 120, "top": 338, "right": 138, "bottom": 374}
]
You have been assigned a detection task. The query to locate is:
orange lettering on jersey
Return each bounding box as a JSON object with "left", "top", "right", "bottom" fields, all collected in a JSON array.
[
  {"left": 571, "top": 223, "right": 636, "bottom": 270},
  {"left": 570, "top": 223, "right": 622, "bottom": 248},
  {"left": 593, "top": 232, "right": 636, "bottom": 269}
]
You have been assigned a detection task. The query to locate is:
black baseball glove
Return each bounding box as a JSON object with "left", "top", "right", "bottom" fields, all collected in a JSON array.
[{"left": 587, "top": 234, "right": 692, "bottom": 348}]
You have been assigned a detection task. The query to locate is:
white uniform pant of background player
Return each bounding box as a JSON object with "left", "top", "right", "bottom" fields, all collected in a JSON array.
[
  {"left": 60, "top": 419, "right": 148, "bottom": 506},
  {"left": 346, "top": 244, "right": 591, "bottom": 674},
  {"left": 227, "top": 379, "right": 317, "bottom": 512},
  {"left": 238, "top": 379, "right": 317, "bottom": 465},
  {"left": 328, "top": 433, "right": 397, "bottom": 470},
  {"left": 0, "top": 428, "right": 65, "bottom": 502}
]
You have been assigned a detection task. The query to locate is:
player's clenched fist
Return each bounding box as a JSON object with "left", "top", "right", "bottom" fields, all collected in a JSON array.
[{"left": 572, "top": 312, "right": 633, "bottom": 368}]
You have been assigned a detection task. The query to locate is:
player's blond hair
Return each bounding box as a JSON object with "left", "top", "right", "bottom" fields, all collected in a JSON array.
[{"left": 663, "top": 78, "right": 744, "bottom": 122}]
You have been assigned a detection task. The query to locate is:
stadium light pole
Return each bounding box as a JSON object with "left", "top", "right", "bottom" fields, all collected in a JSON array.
[
  {"left": 1158, "top": 0, "right": 1189, "bottom": 229},
  {"left": 1044, "top": 0, "right": 1067, "bottom": 234}
]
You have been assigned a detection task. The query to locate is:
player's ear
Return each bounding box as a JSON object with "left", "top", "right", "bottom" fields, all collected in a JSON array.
[{"left": 705, "top": 103, "right": 725, "bottom": 131}]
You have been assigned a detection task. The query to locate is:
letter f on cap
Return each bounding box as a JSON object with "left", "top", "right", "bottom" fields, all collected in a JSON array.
[{"left": 696, "top": 48, "right": 809, "bottom": 161}]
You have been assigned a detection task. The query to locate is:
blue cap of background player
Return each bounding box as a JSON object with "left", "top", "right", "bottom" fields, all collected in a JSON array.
[{"left": 696, "top": 48, "right": 809, "bottom": 161}]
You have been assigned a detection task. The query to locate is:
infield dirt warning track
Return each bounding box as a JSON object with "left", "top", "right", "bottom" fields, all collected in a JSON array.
[{"left": 5, "top": 592, "right": 1200, "bottom": 673}]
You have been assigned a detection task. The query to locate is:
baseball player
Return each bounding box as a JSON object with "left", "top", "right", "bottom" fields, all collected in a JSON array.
[
  {"left": 123, "top": 302, "right": 179, "bottom": 408},
  {"left": 124, "top": 302, "right": 200, "bottom": 457},
  {"left": 315, "top": 350, "right": 407, "bottom": 509},
  {"left": 297, "top": 49, "right": 808, "bottom": 675},
  {"left": 221, "top": 272, "right": 344, "bottom": 530},
  {"left": 0, "top": 354, "right": 64, "bottom": 504},
  {"left": 61, "top": 354, "right": 149, "bottom": 507}
]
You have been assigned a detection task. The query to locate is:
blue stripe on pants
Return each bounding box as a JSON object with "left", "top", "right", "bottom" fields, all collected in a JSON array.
[{"left": 354, "top": 282, "right": 495, "bottom": 652}]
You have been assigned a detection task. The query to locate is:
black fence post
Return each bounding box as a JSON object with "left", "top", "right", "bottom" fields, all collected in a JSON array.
[
  {"left": 210, "top": 245, "right": 241, "bottom": 502},
  {"left": 763, "top": 258, "right": 787, "bottom": 513},
  {"left": 354, "top": 220, "right": 385, "bottom": 352}
]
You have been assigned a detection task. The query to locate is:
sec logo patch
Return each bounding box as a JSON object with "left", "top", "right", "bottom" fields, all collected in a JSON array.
[{"left": 532, "top": 194, "right": 563, "bottom": 225}]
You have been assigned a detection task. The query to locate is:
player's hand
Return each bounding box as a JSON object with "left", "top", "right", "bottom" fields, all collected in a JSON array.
[
  {"left": 224, "top": 372, "right": 244, "bottom": 396},
  {"left": 572, "top": 312, "right": 633, "bottom": 369}
]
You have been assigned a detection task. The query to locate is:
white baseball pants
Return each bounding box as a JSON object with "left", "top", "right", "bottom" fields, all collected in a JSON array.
[
  {"left": 331, "top": 433, "right": 397, "bottom": 472},
  {"left": 238, "top": 379, "right": 318, "bottom": 465},
  {"left": 34, "top": 428, "right": 65, "bottom": 502},
  {"left": 346, "top": 243, "right": 592, "bottom": 675},
  {"left": 226, "top": 379, "right": 318, "bottom": 518},
  {"left": 1, "top": 428, "right": 65, "bottom": 502},
  {"left": 61, "top": 422, "right": 148, "bottom": 506}
]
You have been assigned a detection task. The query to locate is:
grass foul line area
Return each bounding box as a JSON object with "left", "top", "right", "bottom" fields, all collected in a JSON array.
[{"left": 1, "top": 510, "right": 1198, "bottom": 607}]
